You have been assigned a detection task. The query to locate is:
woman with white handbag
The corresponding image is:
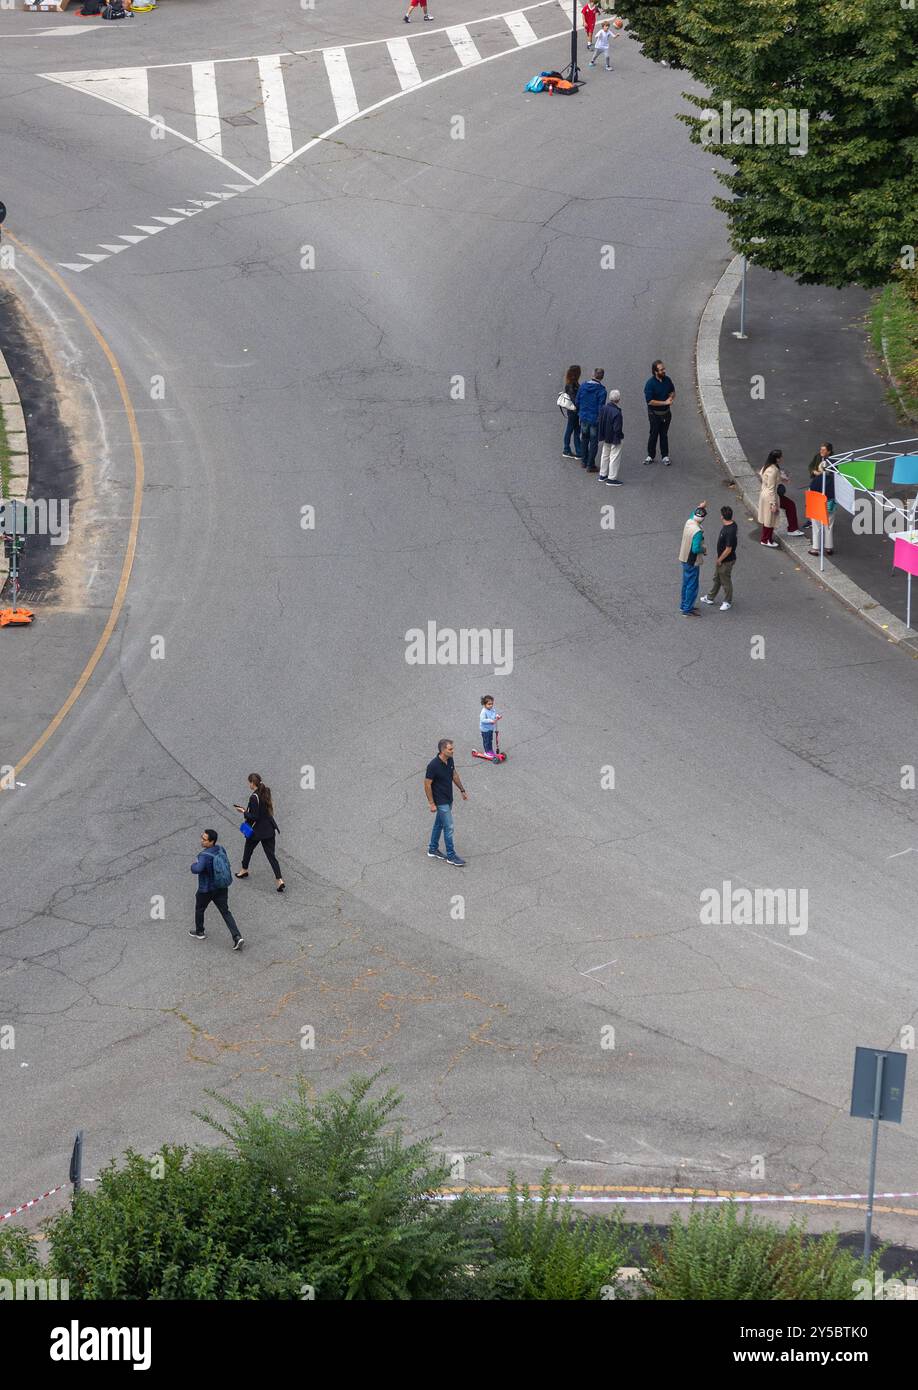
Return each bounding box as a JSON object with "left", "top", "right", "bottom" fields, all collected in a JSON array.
[{"left": 559, "top": 365, "right": 582, "bottom": 460}]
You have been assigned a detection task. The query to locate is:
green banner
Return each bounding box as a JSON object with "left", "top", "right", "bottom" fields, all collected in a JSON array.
[{"left": 837, "top": 459, "right": 878, "bottom": 490}]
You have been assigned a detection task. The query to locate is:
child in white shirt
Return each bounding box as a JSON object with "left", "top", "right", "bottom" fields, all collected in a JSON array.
[{"left": 590, "top": 20, "right": 617, "bottom": 71}]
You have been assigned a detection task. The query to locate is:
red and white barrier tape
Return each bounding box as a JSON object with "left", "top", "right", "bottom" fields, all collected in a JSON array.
[
  {"left": 432, "top": 1190, "right": 918, "bottom": 1206},
  {"left": 0, "top": 1184, "right": 66, "bottom": 1222}
]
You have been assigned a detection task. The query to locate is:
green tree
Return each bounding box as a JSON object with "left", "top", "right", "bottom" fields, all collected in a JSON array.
[{"left": 617, "top": 0, "right": 918, "bottom": 287}]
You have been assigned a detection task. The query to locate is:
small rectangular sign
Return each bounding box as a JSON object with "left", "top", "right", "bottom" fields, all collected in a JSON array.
[
  {"left": 837, "top": 459, "right": 878, "bottom": 490},
  {"left": 892, "top": 455, "right": 918, "bottom": 486},
  {"left": 805, "top": 489, "right": 829, "bottom": 525},
  {"left": 850, "top": 1047, "right": 907, "bottom": 1123},
  {"left": 893, "top": 535, "right": 918, "bottom": 576}
]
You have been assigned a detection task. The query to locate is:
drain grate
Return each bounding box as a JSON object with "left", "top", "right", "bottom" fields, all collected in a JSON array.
[{"left": 222, "top": 113, "right": 258, "bottom": 127}]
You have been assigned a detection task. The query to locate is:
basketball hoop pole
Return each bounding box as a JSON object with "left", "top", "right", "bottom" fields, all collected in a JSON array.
[{"left": 564, "top": 0, "right": 581, "bottom": 83}]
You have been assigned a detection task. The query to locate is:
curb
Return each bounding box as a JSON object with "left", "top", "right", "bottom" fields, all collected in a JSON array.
[
  {"left": 695, "top": 255, "right": 918, "bottom": 656},
  {"left": 0, "top": 341, "right": 31, "bottom": 595}
]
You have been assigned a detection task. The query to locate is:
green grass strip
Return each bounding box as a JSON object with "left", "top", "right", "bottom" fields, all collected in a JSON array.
[{"left": 870, "top": 283, "right": 918, "bottom": 421}]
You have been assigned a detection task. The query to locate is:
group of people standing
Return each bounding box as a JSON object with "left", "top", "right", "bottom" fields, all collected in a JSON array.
[
  {"left": 679, "top": 440, "right": 839, "bottom": 616},
  {"left": 559, "top": 360, "right": 676, "bottom": 483}
]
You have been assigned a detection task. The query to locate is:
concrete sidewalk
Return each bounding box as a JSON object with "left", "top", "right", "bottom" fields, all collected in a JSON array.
[{"left": 705, "top": 260, "right": 918, "bottom": 639}]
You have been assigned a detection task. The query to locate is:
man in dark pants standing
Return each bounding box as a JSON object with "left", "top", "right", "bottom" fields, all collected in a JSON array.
[
  {"left": 575, "top": 368, "right": 607, "bottom": 473},
  {"left": 644, "top": 359, "right": 675, "bottom": 466},
  {"left": 424, "top": 739, "right": 468, "bottom": 866},
  {"left": 190, "top": 830, "right": 244, "bottom": 949}
]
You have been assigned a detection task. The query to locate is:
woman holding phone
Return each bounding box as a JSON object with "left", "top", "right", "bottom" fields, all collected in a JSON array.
[{"left": 233, "top": 773, "right": 285, "bottom": 892}]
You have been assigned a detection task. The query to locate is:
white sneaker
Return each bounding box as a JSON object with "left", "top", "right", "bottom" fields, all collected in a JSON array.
[
  {"left": 661, "top": 456, "right": 671, "bottom": 466},
  {"left": 700, "top": 596, "right": 715, "bottom": 605},
  {"left": 760, "top": 540, "right": 779, "bottom": 548},
  {"left": 786, "top": 529, "right": 805, "bottom": 537},
  {"left": 719, "top": 601, "right": 732, "bottom": 611}
]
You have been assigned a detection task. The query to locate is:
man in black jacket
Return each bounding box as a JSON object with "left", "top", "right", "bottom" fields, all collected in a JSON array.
[{"left": 598, "top": 390, "right": 624, "bottom": 484}]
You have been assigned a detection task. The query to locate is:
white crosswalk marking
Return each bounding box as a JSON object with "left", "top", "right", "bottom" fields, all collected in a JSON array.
[
  {"left": 446, "top": 25, "right": 482, "bottom": 66},
  {"left": 191, "top": 62, "right": 222, "bottom": 157},
  {"left": 386, "top": 37, "right": 422, "bottom": 91},
  {"left": 505, "top": 11, "right": 538, "bottom": 44},
  {"left": 43, "top": 5, "right": 576, "bottom": 188},
  {"left": 257, "top": 55, "right": 293, "bottom": 167},
  {"left": 43, "top": 65, "right": 150, "bottom": 116},
  {"left": 323, "top": 47, "right": 359, "bottom": 123}
]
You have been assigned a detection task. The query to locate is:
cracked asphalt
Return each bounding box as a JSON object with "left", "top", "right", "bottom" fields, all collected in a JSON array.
[{"left": 2, "top": 0, "right": 918, "bottom": 1244}]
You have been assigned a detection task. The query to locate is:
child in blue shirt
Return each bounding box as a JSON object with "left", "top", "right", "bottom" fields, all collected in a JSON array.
[{"left": 480, "top": 695, "right": 501, "bottom": 758}]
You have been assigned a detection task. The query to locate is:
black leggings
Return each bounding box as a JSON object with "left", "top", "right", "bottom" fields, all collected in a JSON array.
[{"left": 242, "top": 834, "right": 282, "bottom": 877}]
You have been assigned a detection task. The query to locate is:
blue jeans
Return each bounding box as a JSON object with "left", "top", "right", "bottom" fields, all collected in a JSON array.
[
  {"left": 563, "top": 414, "right": 581, "bottom": 457},
  {"left": 429, "top": 803, "right": 455, "bottom": 857},
  {"left": 680, "top": 561, "right": 700, "bottom": 613},
  {"left": 580, "top": 420, "right": 600, "bottom": 468},
  {"left": 482, "top": 729, "right": 493, "bottom": 753}
]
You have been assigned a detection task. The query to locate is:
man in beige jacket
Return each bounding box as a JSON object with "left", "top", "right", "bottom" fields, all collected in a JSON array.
[{"left": 679, "top": 502, "right": 707, "bottom": 616}]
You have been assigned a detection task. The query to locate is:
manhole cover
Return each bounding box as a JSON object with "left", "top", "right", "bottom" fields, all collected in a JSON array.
[{"left": 222, "top": 113, "right": 258, "bottom": 127}]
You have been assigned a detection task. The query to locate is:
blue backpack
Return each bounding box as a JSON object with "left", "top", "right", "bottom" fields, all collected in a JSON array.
[
  {"left": 210, "top": 845, "right": 232, "bottom": 890},
  {"left": 524, "top": 75, "right": 545, "bottom": 92}
]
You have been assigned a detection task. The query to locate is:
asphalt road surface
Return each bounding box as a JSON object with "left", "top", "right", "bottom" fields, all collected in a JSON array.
[{"left": 2, "top": 0, "right": 918, "bottom": 1240}]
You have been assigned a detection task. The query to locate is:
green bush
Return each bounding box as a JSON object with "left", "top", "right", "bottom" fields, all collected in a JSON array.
[
  {"left": 640, "top": 1204, "right": 883, "bottom": 1301},
  {"left": 198, "top": 1072, "right": 484, "bottom": 1300},
  {"left": 481, "top": 1175, "right": 629, "bottom": 1300},
  {"left": 48, "top": 1145, "right": 306, "bottom": 1299},
  {"left": 0, "top": 1225, "right": 45, "bottom": 1283}
]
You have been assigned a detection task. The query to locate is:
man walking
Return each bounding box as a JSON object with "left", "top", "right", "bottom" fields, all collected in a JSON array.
[
  {"left": 575, "top": 368, "right": 607, "bottom": 473},
  {"left": 700, "top": 504, "right": 737, "bottom": 610},
  {"left": 678, "top": 503, "right": 707, "bottom": 616},
  {"left": 424, "top": 739, "right": 468, "bottom": 866},
  {"left": 190, "top": 829, "right": 244, "bottom": 949},
  {"left": 597, "top": 388, "right": 624, "bottom": 484},
  {"left": 644, "top": 359, "right": 675, "bottom": 466}
]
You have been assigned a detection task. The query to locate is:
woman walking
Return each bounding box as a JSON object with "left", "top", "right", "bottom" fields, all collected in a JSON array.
[
  {"left": 561, "top": 364, "right": 582, "bottom": 460},
  {"left": 233, "top": 773, "right": 285, "bottom": 892},
  {"left": 758, "top": 449, "right": 782, "bottom": 547}
]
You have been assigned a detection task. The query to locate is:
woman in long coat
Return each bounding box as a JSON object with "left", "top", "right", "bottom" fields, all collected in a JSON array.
[{"left": 758, "top": 449, "right": 782, "bottom": 547}]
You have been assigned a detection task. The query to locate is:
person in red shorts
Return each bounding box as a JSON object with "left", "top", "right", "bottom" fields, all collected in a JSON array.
[
  {"left": 404, "top": 0, "right": 434, "bottom": 20},
  {"left": 581, "top": 1, "right": 599, "bottom": 48}
]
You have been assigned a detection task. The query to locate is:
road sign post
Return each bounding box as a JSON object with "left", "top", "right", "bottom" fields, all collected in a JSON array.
[
  {"left": 850, "top": 1046, "right": 907, "bottom": 1262},
  {"left": 0, "top": 499, "right": 34, "bottom": 627}
]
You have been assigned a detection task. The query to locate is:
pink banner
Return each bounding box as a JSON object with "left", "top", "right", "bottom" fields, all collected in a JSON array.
[{"left": 893, "top": 536, "right": 918, "bottom": 576}]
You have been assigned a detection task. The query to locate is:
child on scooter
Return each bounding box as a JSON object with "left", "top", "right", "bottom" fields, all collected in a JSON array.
[{"left": 480, "top": 695, "right": 501, "bottom": 759}]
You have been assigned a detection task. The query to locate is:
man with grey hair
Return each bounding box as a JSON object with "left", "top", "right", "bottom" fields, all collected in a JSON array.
[{"left": 597, "top": 389, "right": 624, "bottom": 484}]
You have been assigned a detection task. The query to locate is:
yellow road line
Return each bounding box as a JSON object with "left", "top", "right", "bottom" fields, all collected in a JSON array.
[{"left": 5, "top": 230, "right": 144, "bottom": 778}]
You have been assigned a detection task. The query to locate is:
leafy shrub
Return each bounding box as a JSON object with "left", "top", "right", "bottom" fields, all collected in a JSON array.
[
  {"left": 48, "top": 1145, "right": 306, "bottom": 1299},
  {"left": 0, "top": 1225, "right": 45, "bottom": 1282},
  {"left": 481, "top": 1175, "right": 629, "bottom": 1300},
  {"left": 198, "top": 1072, "right": 483, "bottom": 1300},
  {"left": 640, "top": 1204, "right": 883, "bottom": 1301}
]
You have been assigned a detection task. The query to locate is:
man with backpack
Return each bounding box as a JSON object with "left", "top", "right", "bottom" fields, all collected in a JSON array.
[{"left": 190, "top": 830, "right": 244, "bottom": 949}]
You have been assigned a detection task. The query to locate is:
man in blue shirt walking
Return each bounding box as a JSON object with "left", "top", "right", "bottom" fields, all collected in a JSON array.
[{"left": 644, "top": 359, "right": 675, "bottom": 466}]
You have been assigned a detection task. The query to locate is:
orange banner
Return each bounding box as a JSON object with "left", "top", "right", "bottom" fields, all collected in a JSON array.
[{"left": 805, "top": 489, "right": 829, "bottom": 526}]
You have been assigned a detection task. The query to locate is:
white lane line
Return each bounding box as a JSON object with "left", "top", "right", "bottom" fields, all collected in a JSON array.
[
  {"left": 191, "top": 61, "right": 222, "bottom": 157},
  {"left": 446, "top": 25, "right": 482, "bottom": 66},
  {"left": 257, "top": 55, "right": 293, "bottom": 166},
  {"left": 556, "top": 0, "right": 577, "bottom": 21},
  {"left": 580, "top": 959, "right": 618, "bottom": 975},
  {"left": 505, "top": 11, "right": 538, "bottom": 44},
  {"left": 386, "top": 36, "right": 422, "bottom": 91},
  {"left": 323, "top": 46, "right": 359, "bottom": 123},
  {"left": 745, "top": 928, "right": 816, "bottom": 962}
]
